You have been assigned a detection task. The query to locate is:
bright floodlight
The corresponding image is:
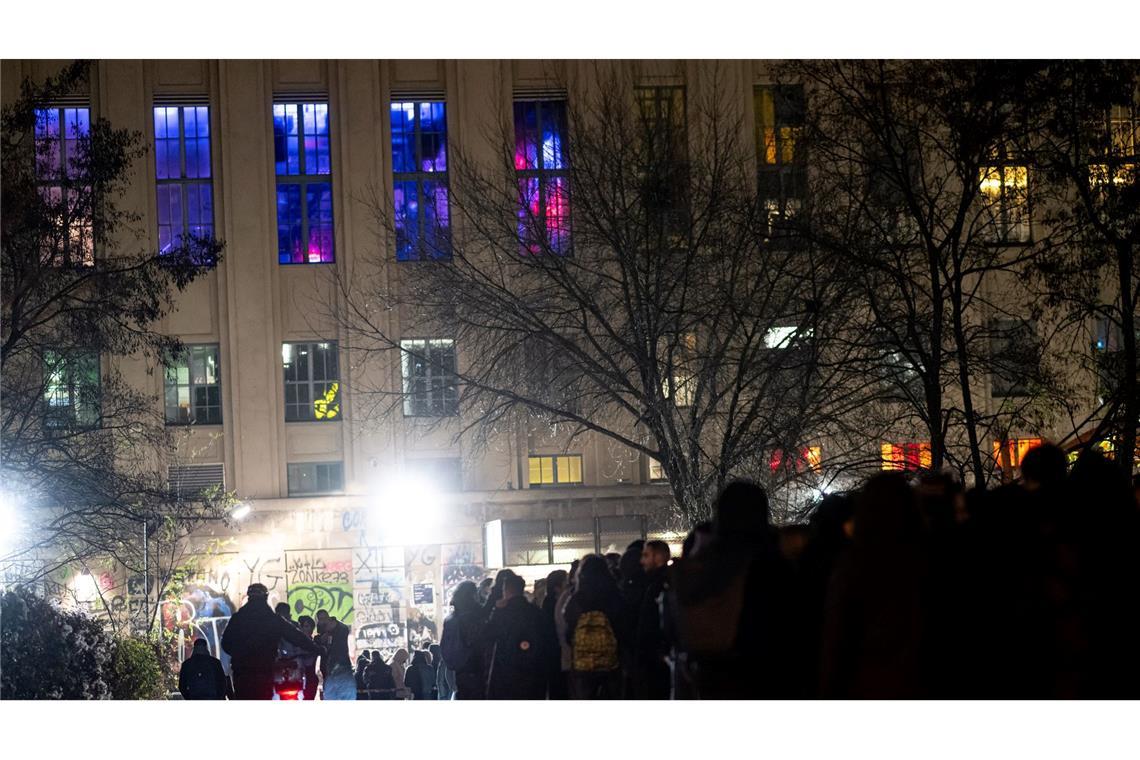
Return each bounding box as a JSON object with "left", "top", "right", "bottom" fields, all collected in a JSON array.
[
  {"left": 230, "top": 503, "right": 252, "bottom": 521},
  {"left": 0, "top": 492, "right": 21, "bottom": 554},
  {"left": 370, "top": 472, "right": 444, "bottom": 545}
]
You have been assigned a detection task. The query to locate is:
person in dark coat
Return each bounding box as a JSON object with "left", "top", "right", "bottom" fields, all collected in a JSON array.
[
  {"left": 564, "top": 554, "right": 624, "bottom": 699},
  {"left": 220, "top": 584, "right": 323, "bottom": 700},
  {"left": 405, "top": 649, "right": 436, "bottom": 699},
  {"left": 441, "top": 580, "right": 488, "bottom": 699},
  {"left": 668, "top": 481, "right": 799, "bottom": 699},
  {"left": 483, "top": 573, "right": 549, "bottom": 699},
  {"left": 617, "top": 545, "right": 648, "bottom": 697},
  {"left": 541, "top": 569, "right": 569, "bottom": 699},
  {"left": 820, "top": 473, "right": 927, "bottom": 698},
  {"left": 178, "top": 638, "right": 228, "bottom": 700},
  {"left": 315, "top": 610, "right": 352, "bottom": 681},
  {"left": 634, "top": 540, "right": 672, "bottom": 699}
]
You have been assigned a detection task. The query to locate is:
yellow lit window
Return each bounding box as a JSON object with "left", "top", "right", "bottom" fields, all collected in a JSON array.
[
  {"left": 979, "top": 165, "right": 1029, "bottom": 243},
  {"left": 528, "top": 455, "right": 582, "bottom": 487},
  {"left": 648, "top": 457, "right": 667, "bottom": 481},
  {"left": 992, "top": 437, "right": 1043, "bottom": 469},
  {"left": 881, "top": 442, "right": 932, "bottom": 471}
]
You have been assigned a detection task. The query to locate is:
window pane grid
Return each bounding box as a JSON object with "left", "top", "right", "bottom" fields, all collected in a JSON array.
[
  {"left": 287, "top": 461, "right": 345, "bottom": 496},
  {"left": 283, "top": 342, "right": 341, "bottom": 422},
  {"left": 275, "top": 102, "right": 334, "bottom": 264},
  {"left": 515, "top": 100, "right": 570, "bottom": 255},
  {"left": 527, "top": 454, "right": 583, "bottom": 487},
  {"left": 34, "top": 107, "right": 94, "bottom": 267},
  {"left": 43, "top": 349, "right": 100, "bottom": 429},
  {"left": 164, "top": 344, "right": 221, "bottom": 425},
  {"left": 392, "top": 101, "right": 451, "bottom": 261},
  {"left": 400, "top": 338, "right": 458, "bottom": 417},
  {"left": 154, "top": 106, "right": 214, "bottom": 256}
]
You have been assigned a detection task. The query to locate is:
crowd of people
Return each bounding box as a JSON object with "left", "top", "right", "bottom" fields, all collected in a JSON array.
[{"left": 180, "top": 444, "right": 1140, "bottom": 700}]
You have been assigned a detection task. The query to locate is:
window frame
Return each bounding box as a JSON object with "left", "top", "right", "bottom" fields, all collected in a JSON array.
[
  {"left": 754, "top": 84, "right": 807, "bottom": 235},
  {"left": 527, "top": 454, "right": 584, "bottom": 487},
  {"left": 153, "top": 104, "right": 214, "bottom": 257},
  {"left": 391, "top": 100, "right": 451, "bottom": 261},
  {"left": 514, "top": 99, "right": 571, "bottom": 255},
  {"left": 42, "top": 348, "right": 101, "bottom": 430},
  {"left": 34, "top": 105, "right": 94, "bottom": 267},
  {"left": 163, "top": 343, "right": 222, "bottom": 426},
  {"left": 978, "top": 160, "right": 1031, "bottom": 244},
  {"left": 273, "top": 101, "right": 334, "bottom": 265},
  {"left": 399, "top": 338, "right": 459, "bottom": 417},
  {"left": 282, "top": 341, "right": 341, "bottom": 423},
  {"left": 286, "top": 461, "right": 345, "bottom": 496}
]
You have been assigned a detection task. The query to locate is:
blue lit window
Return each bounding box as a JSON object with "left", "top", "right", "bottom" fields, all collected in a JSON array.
[
  {"left": 34, "top": 107, "right": 94, "bottom": 266},
  {"left": 154, "top": 105, "right": 213, "bottom": 257},
  {"left": 514, "top": 100, "right": 570, "bottom": 254},
  {"left": 391, "top": 101, "right": 450, "bottom": 260},
  {"left": 274, "top": 102, "right": 334, "bottom": 264}
]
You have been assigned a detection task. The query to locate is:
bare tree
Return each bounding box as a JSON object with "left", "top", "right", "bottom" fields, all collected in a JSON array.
[
  {"left": 784, "top": 60, "right": 1066, "bottom": 485},
  {"left": 1, "top": 62, "right": 233, "bottom": 607},
  {"left": 335, "top": 65, "right": 867, "bottom": 525},
  {"left": 1032, "top": 61, "right": 1139, "bottom": 475}
]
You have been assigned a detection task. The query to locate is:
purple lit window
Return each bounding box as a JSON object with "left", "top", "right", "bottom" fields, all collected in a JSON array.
[
  {"left": 391, "top": 101, "right": 450, "bottom": 260},
  {"left": 274, "top": 102, "right": 334, "bottom": 264},
  {"left": 153, "top": 106, "right": 213, "bottom": 257},
  {"left": 514, "top": 100, "right": 570, "bottom": 254},
  {"left": 35, "top": 107, "right": 94, "bottom": 266}
]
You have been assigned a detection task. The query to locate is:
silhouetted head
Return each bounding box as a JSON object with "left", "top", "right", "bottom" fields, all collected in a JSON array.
[
  {"left": 274, "top": 602, "right": 291, "bottom": 619},
  {"left": 625, "top": 539, "right": 646, "bottom": 554},
  {"left": 545, "top": 569, "right": 569, "bottom": 597},
  {"left": 503, "top": 573, "right": 525, "bottom": 599},
  {"left": 392, "top": 648, "right": 409, "bottom": 667},
  {"left": 714, "top": 480, "right": 771, "bottom": 542},
  {"left": 853, "top": 472, "right": 923, "bottom": 556},
  {"left": 1021, "top": 443, "right": 1067, "bottom": 492},
  {"left": 604, "top": 553, "right": 622, "bottom": 578},
  {"left": 246, "top": 583, "right": 269, "bottom": 604},
  {"left": 619, "top": 546, "right": 645, "bottom": 584},
  {"left": 429, "top": 643, "right": 442, "bottom": 662},
  {"left": 641, "top": 540, "right": 671, "bottom": 572},
  {"left": 298, "top": 615, "right": 315, "bottom": 636},
  {"left": 450, "top": 580, "right": 478, "bottom": 612},
  {"left": 411, "top": 649, "right": 430, "bottom": 667},
  {"left": 193, "top": 638, "right": 209, "bottom": 654}
]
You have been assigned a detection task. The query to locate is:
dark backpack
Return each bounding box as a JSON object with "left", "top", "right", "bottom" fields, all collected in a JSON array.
[
  {"left": 184, "top": 658, "right": 220, "bottom": 699},
  {"left": 440, "top": 614, "right": 474, "bottom": 671}
]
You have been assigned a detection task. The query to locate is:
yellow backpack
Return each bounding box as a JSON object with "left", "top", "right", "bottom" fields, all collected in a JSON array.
[{"left": 572, "top": 610, "right": 619, "bottom": 672}]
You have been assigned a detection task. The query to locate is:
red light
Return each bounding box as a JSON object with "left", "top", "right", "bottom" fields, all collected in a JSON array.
[{"left": 278, "top": 689, "right": 300, "bottom": 700}]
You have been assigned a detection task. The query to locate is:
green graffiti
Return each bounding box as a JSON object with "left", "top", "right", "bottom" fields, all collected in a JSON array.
[{"left": 288, "top": 583, "right": 354, "bottom": 625}]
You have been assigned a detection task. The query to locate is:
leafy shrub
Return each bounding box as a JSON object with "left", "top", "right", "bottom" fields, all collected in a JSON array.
[
  {"left": 0, "top": 586, "right": 114, "bottom": 699},
  {"left": 109, "top": 636, "right": 167, "bottom": 700}
]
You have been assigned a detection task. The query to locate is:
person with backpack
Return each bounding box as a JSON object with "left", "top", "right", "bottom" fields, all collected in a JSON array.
[
  {"left": 178, "top": 638, "right": 229, "bottom": 700},
  {"left": 563, "top": 554, "right": 624, "bottom": 699},
  {"left": 440, "top": 580, "right": 488, "bottom": 699},
  {"left": 483, "top": 572, "right": 549, "bottom": 699},
  {"left": 667, "top": 480, "right": 799, "bottom": 699}
]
